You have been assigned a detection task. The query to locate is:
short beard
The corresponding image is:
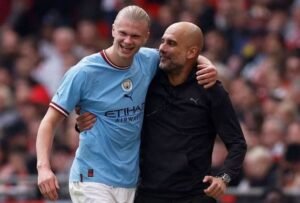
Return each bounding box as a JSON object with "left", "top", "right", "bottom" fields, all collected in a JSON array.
[{"left": 159, "top": 62, "right": 183, "bottom": 75}]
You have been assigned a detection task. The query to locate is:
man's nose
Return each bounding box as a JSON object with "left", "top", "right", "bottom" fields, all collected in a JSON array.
[
  {"left": 159, "top": 43, "right": 166, "bottom": 52},
  {"left": 124, "top": 36, "right": 133, "bottom": 44}
]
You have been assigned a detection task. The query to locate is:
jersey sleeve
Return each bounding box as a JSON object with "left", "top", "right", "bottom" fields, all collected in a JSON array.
[{"left": 50, "top": 66, "right": 86, "bottom": 117}]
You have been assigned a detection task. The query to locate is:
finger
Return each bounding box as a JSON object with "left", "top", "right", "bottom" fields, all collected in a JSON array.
[
  {"left": 204, "top": 182, "right": 217, "bottom": 194},
  {"left": 209, "top": 186, "right": 219, "bottom": 198},
  {"left": 203, "top": 81, "right": 216, "bottom": 89},
  {"left": 77, "top": 112, "right": 95, "bottom": 122},
  {"left": 55, "top": 178, "right": 60, "bottom": 189},
  {"left": 196, "top": 67, "right": 213, "bottom": 75},
  {"left": 197, "top": 71, "right": 216, "bottom": 80},
  {"left": 197, "top": 64, "right": 210, "bottom": 69},
  {"left": 46, "top": 190, "right": 58, "bottom": 201},
  {"left": 78, "top": 116, "right": 96, "bottom": 125},
  {"left": 85, "top": 114, "right": 97, "bottom": 121},
  {"left": 197, "top": 77, "right": 215, "bottom": 85},
  {"left": 46, "top": 180, "right": 59, "bottom": 200},
  {"left": 38, "top": 183, "right": 47, "bottom": 196},
  {"left": 197, "top": 75, "right": 216, "bottom": 85},
  {"left": 78, "top": 117, "right": 96, "bottom": 130},
  {"left": 40, "top": 183, "right": 52, "bottom": 199},
  {"left": 203, "top": 175, "right": 213, "bottom": 183}
]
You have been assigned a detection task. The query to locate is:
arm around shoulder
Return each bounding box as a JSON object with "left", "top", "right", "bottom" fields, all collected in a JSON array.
[{"left": 196, "top": 55, "right": 218, "bottom": 88}]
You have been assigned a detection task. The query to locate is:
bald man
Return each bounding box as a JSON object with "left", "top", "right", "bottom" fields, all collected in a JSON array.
[{"left": 134, "top": 22, "right": 247, "bottom": 203}]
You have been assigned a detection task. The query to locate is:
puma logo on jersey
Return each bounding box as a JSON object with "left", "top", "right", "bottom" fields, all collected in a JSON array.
[{"left": 124, "top": 93, "right": 133, "bottom": 101}]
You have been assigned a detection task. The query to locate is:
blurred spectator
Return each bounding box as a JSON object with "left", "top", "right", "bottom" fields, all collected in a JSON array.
[
  {"left": 261, "top": 187, "right": 286, "bottom": 203},
  {"left": 32, "top": 26, "right": 79, "bottom": 95},
  {"left": 239, "top": 146, "right": 278, "bottom": 189},
  {"left": 50, "top": 145, "right": 73, "bottom": 176},
  {"left": 0, "top": 27, "right": 20, "bottom": 70},
  {"left": 228, "top": 77, "right": 263, "bottom": 131},
  {"left": 260, "top": 117, "right": 286, "bottom": 162},
  {"left": 286, "top": 121, "right": 300, "bottom": 144},
  {"left": 285, "top": 0, "right": 300, "bottom": 50},
  {"left": 76, "top": 19, "right": 110, "bottom": 56},
  {"left": 0, "top": 84, "right": 18, "bottom": 132},
  {"left": 281, "top": 143, "right": 300, "bottom": 191},
  {"left": 0, "top": 0, "right": 300, "bottom": 201}
]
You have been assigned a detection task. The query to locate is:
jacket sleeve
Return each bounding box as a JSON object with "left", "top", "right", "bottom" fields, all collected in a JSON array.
[{"left": 207, "top": 81, "right": 247, "bottom": 181}]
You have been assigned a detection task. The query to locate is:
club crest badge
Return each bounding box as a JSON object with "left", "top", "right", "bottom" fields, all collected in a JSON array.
[{"left": 121, "top": 79, "right": 133, "bottom": 92}]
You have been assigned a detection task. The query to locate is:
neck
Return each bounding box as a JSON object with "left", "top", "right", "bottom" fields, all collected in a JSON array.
[{"left": 105, "top": 47, "right": 132, "bottom": 68}]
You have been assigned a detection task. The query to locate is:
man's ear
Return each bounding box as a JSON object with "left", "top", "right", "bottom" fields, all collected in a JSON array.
[
  {"left": 186, "top": 46, "right": 199, "bottom": 59},
  {"left": 143, "top": 31, "right": 150, "bottom": 45},
  {"left": 112, "top": 24, "right": 116, "bottom": 38}
]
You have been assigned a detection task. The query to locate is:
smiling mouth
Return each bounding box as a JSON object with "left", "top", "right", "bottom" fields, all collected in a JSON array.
[
  {"left": 120, "top": 44, "right": 134, "bottom": 52},
  {"left": 160, "top": 55, "right": 170, "bottom": 62}
]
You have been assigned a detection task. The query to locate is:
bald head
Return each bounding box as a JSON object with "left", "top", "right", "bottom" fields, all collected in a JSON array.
[
  {"left": 165, "top": 22, "right": 203, "bottom": 51},
  {"left": 159, "top": 22, "right": 204, "bottom": 85}
]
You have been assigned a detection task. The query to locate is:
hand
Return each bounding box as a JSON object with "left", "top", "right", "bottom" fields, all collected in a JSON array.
[
  {"left": 196, "top": 64, "right": 218, "bottom": 88},
  {"left": 76, "top": 112, "right": 97, "bottom": 132},
  {"left": 203, "top": 175, "right": 227, "bottom": 200},
  {"left": 37, "top": 166, "right": 60, "bottom": 201}
]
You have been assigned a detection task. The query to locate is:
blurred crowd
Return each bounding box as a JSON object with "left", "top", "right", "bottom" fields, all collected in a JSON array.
[{"left": 0, "top": 0, "right": 299, "bottom": 201}]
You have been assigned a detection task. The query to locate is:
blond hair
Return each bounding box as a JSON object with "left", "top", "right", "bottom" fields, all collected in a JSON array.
[{"left": 114, "top": 5, "right": 151, "bottom": 28}]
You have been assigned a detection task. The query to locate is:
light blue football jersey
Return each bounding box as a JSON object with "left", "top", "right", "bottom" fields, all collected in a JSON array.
[{"left": 50, "top": 47, "right": 159, "bottom": 187}]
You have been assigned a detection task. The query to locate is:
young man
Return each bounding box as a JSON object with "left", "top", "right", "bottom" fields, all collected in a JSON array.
[
  {"left": 78, "top": 22, "right": 247, "bottom": 203},
  {"left": 36, "top": 6, "right": 217, "bottom": 203}
]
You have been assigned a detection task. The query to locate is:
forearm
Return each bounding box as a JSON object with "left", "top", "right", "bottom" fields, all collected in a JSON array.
[
  {"left": 36, "top": 108, "right": 65, "bottom": 170},
  {"left": 209, "top": 82, "right": 247, "bottom": 179},
  {"left": 36, "top": 121, "right": 54, "bottom": 169}
]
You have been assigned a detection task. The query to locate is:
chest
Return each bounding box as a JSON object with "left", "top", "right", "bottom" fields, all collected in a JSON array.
[
  {"left": 80, "top": 68, "right": 151, "bottom": 112},
  {"left": 145, "top": 81, "right": 211, "bottom": 127}
]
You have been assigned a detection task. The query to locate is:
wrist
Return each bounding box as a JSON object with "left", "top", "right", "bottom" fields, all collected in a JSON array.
[
  {"left": 36, "top": 162, "right": 50, "bottom": 170},
  {"left": 217, "top": 173, "right": 231, "bottom": 186}
]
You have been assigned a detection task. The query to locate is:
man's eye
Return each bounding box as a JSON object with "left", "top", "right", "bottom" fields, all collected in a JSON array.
[
  {"left": 119, "top": 32, "right": 126, "bottom": 36},
  {"left": 168, "top": 41, "right": 176, "bottom": 46}
]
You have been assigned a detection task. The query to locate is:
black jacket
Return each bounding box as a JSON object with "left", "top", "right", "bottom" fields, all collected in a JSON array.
[{"left": 138, "top": 68, "right": 247, "bottom": 198}]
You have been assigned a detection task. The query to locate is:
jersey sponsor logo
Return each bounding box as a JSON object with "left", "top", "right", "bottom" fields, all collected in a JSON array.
[
  {"left": 121, "top": 79, "right": 133, "bottom": 92},
  {"left": 105, "top": 103, "right": 145, "bottom": 123}
]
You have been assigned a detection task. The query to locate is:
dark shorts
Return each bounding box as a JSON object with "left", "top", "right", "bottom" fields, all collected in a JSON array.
[{"left": 134, "top": 192, "right": 217, "bottom": 203}]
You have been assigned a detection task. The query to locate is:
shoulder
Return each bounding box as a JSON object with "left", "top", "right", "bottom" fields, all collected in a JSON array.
[
  {"left": 135, "top": 48, "right": 159, "bottom": 77},
  {"left": 79, "top": 52, "right": 103, "bottom": 65},
  {"left": 68, "top": 52, "right": 104, "bottom": 74},
  {"left": 137, "top": 47, "right": 159, "bottom": 59},
  {"left": 206, "top": 81, "right": 227, "bottom": 93},
  {"left": 204, "top": 81, "right": 232, "bottom": 105}
]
